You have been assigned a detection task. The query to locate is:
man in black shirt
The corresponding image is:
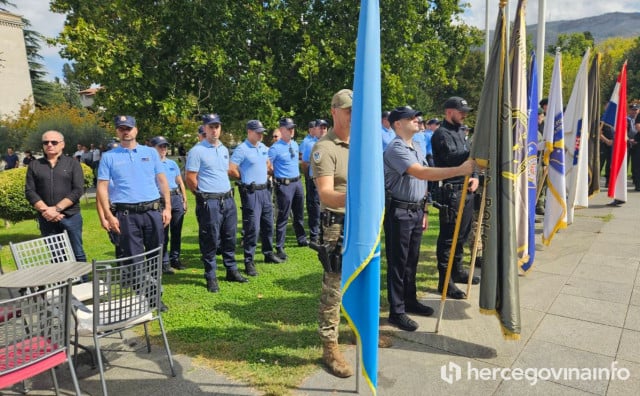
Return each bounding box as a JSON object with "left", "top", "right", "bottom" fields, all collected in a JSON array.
[
  {"left": 431, "top": 97, "right": 480, "bottom": 299},
  {"left": 25, "top": 130, "right": 87, "bottom": 262}
]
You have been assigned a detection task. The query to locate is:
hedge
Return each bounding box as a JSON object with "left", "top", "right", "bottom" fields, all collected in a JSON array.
[{"left": 0, "top": 162, "right": 94, "bottom": 223}]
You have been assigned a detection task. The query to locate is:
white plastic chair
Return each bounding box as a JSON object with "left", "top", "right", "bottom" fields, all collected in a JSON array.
[{"left": 75, "top": 246, "right": 175, "bottom": 396}]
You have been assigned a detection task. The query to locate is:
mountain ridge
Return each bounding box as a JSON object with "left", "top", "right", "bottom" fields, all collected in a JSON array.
[{"left": 526, "top": 12, "right": 640, "bottom": 46}]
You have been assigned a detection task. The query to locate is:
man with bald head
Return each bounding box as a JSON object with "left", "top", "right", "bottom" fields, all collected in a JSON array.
[{"left": 26, "top": 130, "right": 87, "bottom": 263}]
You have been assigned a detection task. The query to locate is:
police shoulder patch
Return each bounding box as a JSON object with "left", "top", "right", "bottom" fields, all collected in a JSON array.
[{"left": 313, "top": 151, "right": 321, "bottom": 163}]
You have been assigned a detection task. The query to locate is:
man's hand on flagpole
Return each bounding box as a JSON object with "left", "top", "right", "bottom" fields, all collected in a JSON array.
[{"left": 468, "top": 177, "right": 479, "bottom": 193}]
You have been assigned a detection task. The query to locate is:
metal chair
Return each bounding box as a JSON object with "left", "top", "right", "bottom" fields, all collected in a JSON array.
[
  {"left": 0, "top": 282, "right": 81, "bottom": 395},
  {"left": 75, "top": 246, "right": 175, "bottom": 396},
  {"left": 9, "top": 231, "right": 93, "bottom": 302}
]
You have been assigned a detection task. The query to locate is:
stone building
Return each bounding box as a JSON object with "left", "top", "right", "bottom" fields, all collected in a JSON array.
[{"left": 0, "top": 10, "right": 34, "bottom": 118}]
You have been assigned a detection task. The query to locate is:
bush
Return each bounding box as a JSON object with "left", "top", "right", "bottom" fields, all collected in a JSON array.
[{"left": 0, "top": 163, "right": 94, "bottom": 223}]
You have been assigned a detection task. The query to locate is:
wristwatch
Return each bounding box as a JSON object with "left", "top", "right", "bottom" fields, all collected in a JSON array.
[{"left": 55, "top": 206, "right": 63, "bottom": 213}]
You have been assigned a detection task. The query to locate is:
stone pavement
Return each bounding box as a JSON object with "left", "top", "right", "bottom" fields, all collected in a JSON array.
[{"left": 3, "top": 188, "right": 639, "bottom": 395}]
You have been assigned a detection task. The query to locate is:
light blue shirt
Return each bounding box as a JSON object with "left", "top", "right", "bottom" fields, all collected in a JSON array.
[
  {"left": 382, "top": 126, "right": 395, "bottom": 151},
  {"left": 186, "top": 140, "right": 231, "bottom": 193},
  {"left": 230, "top": 139, "right": 269, "bottom": 184},
  {"left": 425, "top": 129, "right": 434, "bottom": 156},
  {"left": 412, "top": 131, "right": 427, "bottom": 159},
  {"left": 161, "top": 158, "right": 181, "bottom": 190},
  {"left": 98, "top": 144, "right": 163, "bottom": 203},
  {"left": 300, "top": 134, "right": 318, "bottom": 177},
  {"left": 268, "top": 139, "right": 300, "bottom": 178}
]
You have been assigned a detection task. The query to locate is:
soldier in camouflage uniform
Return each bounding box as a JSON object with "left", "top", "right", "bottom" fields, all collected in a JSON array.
[{"left": 310, "top": 89, "right": 353, "bottom": 378}]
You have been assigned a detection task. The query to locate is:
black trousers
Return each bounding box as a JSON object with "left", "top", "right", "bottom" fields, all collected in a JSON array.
[
  {"left": 436, "top": 188, "right": 474, "bottom": 272},
  {"left": 384, "top": 205, "right": 424, "bottom": 315}
]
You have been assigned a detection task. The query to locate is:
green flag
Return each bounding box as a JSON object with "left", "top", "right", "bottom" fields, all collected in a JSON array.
[{"left": 469, "top": 0, "right": 521, "bottom": 339}]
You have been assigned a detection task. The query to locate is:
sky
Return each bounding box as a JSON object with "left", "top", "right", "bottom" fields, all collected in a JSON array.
[{"left": 10, "top": 0, "right": 640, "bottom": 83}]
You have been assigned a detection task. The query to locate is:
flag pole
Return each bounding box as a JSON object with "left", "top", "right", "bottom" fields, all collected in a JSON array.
[
  {"left": 536, "top": 165, "right": 548, "bottom": 202},
  {"left": 435, "top": 175, "right": 470, "bottom": 333},
  {"left": 355, "top": 343, "right": 360, "bottom": 393},
  {"left": 466, "top": 176, "right": 487, "bottom": 298}
]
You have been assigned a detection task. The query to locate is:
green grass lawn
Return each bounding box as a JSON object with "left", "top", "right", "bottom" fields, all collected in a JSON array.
[{"left": 0, "top": 189, "right": 447, "bottom": 395}]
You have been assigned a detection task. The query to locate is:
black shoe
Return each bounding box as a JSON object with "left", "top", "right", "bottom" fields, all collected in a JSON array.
[
  {"left": 607, "top": 199, "right": 625, "bottom": 206},
  {"left": 170, "top": 259, "right": 187, "bottom": 270},
  {"left": 298, "top": 239, "right": 309, "bottom": 247},
  {"left": 276, "top": 248, "right": 288, "bottom": 261},
  {"left": 206, "top": 278, "right": 219, "bottom": 293},
  {"left": 437, "top": 271, "right": 467, "bottom": 299},
  {"left": 159, "top": 301, "right": 169, "bottom": 312},
  {"left": 226, "top": 270, "right": 249, "bottom": 283},
  {"left": 388, "top": 313, "right": 418, "bottom": 332},
  {"left": 310, "top": 237, "right": 320, "bottom": 245},
  {"left": 245, "top": 262, "right": 258, "bottom": 277},
  {"left": 264, "top": 253, "right": 284, "bottom": 264},
  {"left": 452, "top": 270, "right": 480, "bottom": 285},
  {"left": 405, "top": 301, "right": 434, "bottom": 317},
  {"left": 162, "top": 265, "right": 176, "bottom": 275}
]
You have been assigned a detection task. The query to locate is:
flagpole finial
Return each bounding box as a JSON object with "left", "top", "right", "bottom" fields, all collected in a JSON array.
[{"left": 500, "top": 0, "right": 508, "bottom": 7}]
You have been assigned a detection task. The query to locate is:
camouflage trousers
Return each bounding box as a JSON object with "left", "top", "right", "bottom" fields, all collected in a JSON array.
[{"left": 318, "top": 222, "right": 343, "bottom": 343}]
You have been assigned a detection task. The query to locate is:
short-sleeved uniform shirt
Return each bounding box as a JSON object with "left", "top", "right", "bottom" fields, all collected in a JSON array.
[
  {"left": 185, "top": 140, "right": 231, "bottom": 193},
  {"left": 384, "top": 136, "right": 428, "bottom": 202},
  {"left": 268, "top": 139, "right": 301, "bottom": 178},
  {"left": 98, "top": 144, "right": 164, "bottom": 204},
  {"left": 230, "top": 139, "right": 269, "bottom": 185},
  {"left": 310, "top": 129, "right": 349, "bottom": 214},
  {"left": 300, "top": 134, "right": 319, "bottom": 177},
  {"left": 161, "top": 158, "right": 181, "bottom": 190}
]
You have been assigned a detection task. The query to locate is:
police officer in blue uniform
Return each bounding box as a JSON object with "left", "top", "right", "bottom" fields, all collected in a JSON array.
[
  {"left": 300, "top": 120, "right": 323, "bottom": 243},
  {"left": 151, "top": 136, "right": 188, "bottom": 272},
  {"left": 229, "top": 120, "right": 284, "bottom": 277},
  {"left": 268, "top": 117, "right": 308, "bottom": 260},
  {"left": 384, "top": 106, "right": 476, "bottom": 331},
  {"left": 432, "top": 97, "right": 481, "bottom": 299},
  {"left": 186, "top": 113, "right": 248, "bottom": 293},
  {"left": 97, "top": 115, "right": 172, "bottom": 311}
]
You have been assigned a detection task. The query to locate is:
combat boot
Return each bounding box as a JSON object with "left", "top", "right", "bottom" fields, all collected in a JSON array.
[{"left": 322, "top": 341, "right": 353, "bottom": 378}]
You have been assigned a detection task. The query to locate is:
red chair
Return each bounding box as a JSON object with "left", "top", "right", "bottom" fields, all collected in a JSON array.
[{"left": 0, "top": 282, "right": 81, "bottom": 395}]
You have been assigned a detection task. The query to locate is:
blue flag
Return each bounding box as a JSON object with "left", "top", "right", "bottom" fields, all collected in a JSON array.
[
  {"left": 341, "top": 0, "right": 383, "bottom": 393},
  {"left": 522, "top": 52, "right": 538, "bottom": 272}
]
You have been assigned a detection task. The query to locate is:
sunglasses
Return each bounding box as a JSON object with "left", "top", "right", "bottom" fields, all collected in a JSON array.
[
  {"left": 289, "top": 146, "right": 295, "bottom": 159},
  {"left": 42, "top": 140, "right": 62, "bottom": 146}
]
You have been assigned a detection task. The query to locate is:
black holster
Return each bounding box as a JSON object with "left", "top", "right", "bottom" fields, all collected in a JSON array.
[{"left": 310, "top": 229, "right": 343, "bottom": 274}]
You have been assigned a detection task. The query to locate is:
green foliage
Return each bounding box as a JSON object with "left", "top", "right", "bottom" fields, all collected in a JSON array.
[
  {"left": 624, "top": 36, "right": 640, "bottom": 102},
  {"left": 547, "top": 32, "right": 594, "bottom": 57},
  {"left": 0, "top": 163, "right": 93, "bottom": 223},
  {"left": 0, "top": 168, "right": 36, "bottom": 223},
  {"left": 1, "top": 104, "right": 111, "bottom": 154},
  {"left": 596, "top": 37, "right": 636, "bottom": 105},
  {"left": 50, "top": 0, "right": 480, "bottom": 140}
]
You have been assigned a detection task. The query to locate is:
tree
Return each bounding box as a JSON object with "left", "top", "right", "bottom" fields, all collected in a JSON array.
[
  {"left": 547, "top": 32, "right": 594, "bottom": 57},
  {"left": 50, "top": 0, "right": 480, "bottom": 144}
]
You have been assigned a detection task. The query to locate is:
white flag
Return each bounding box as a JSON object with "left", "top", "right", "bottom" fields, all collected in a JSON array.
[
  {"left": 564, "top": 49, "right": 590, "bottom": 224},
  {"left": 542, "top": 51, "right": 567, "bottom": 245}
]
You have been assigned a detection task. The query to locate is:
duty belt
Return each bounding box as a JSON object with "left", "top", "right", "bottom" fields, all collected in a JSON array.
[
  {"left": 201, "top": 191, "right": 233, "bottom": 200},
  {"left": 112, "top": 199, "right": 162, "bottom": 213},
  {"left": 275, "top": 176, "right": 300, "bottom": 185},
  {"left": 239, "top": 183, "right": 269, "bottom": 191},
  {"left": 321, "top": 211, "right": 345, "bottom": 227},
  {"left": 170, "top": 188, "right": 181, "bottom": 195},
  {"left": 389, "top": 198, "right": 424, "bottom": 211}
]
